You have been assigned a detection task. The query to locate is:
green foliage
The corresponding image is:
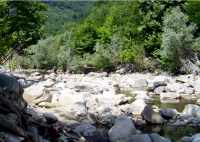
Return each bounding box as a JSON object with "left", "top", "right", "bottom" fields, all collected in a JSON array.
[
  {"left": 0, "top": 1, "right": 46, "bottom": 56},
  {"left": 43, "top": 1, "right": 93, "bottom": 36},
  {"left": 19, "top": 32, "right": 73, "bottom": 70},
  {"left": 72, "top": 22, "right": 98, "bottom": 54},
  {"left": 12, "top": 0, "right": 200, "bottom": 73},
  {"left": 160, "top": 7, "right": 196, "bottom": 72},
  {"left": 139, "top": 0, "right": 185, "bottom": 56}
]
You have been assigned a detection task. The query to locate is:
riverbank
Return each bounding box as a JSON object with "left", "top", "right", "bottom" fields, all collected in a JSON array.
[{"left": 2, "top": 70, "right": 200, "bottom": 142}]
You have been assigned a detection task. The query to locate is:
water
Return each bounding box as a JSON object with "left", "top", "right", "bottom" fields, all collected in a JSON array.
[
  {"left": 148, "top": 96, "right": 197, "bottom": 112},
  {"left": 139, "top": 124, "right": 199, "bottom": 142},
  {"left": 142, "top": 96, "right": 199, "bottom": 141}
]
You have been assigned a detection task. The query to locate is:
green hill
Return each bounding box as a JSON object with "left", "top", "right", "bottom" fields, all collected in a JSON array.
[{"left": 43, "top": 1, "right": 93, "bottom": 36}]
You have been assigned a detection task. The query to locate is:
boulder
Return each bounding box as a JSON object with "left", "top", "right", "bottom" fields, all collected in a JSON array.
[
  {"left": 127, "top": 99, "right": 147, "bottom": 116},
  {"left": 86, "top": 93, "right": 123, "bottom": 124},
  {"left": 142, "top": 105, "right": 164, "bottom": 124},
  {"left": 154, "top": 86, "right": 166, "bottom": 94},
  {"left": 108, "top": 116, "right": 137, "bottom": 142},
  {"left": 181, "top": 133, "right": 200, "bottom": 142},
  {"left": 23, "top": 79, "right": 55, "bottom": 103},
  {"left": 134, "top": 91, "right": 151, "bottom": 101},
  {"left": 74, "top": 123, "right": 97, "bottom": 137},
  {"left": 149, "top": 133, "right": 171, "bottom": 142},
  {"left": 148, "top": 76, "right": 168, "bottom": 91},
  {"left": 176, "top": 74, "right": 194, "bottom": 84},
  {"left": 192, "top": 133, "right": 200, "bottom": 142},
  {"left": 181, "top": 136, "right": 192, "bottom": 142},
  {"left": 132, "top": 79, "right": 148, "bottom": 90},
  {"left": 182, "top": 104, "right": 200, "bottom": 117},
  {"left": 43, "top": 112, "right": 58, "bottom": 124},
  {"left": 166, "top": 82, "right": 194, "bottom": 94},
  {"left": 0, "top": 73, "right": 26, "bottom": 111},
  {"left": 193, "top": 79, "right": 200, "bottom": 94},
  {"left": 160, "top": 108, "right": 177, "bottom": 120},
  {"left": 129, "top": 134, "right": 151, "bottom": 142}
]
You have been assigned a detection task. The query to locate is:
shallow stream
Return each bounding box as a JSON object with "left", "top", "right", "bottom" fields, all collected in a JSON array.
[{"left": 142, "top": 97, "right": 200, "bottom": 141}]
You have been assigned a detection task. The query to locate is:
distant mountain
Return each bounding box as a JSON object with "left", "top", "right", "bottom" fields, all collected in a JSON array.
[{"left": 43, "top": 1, "right": 94, "bottom": 36}]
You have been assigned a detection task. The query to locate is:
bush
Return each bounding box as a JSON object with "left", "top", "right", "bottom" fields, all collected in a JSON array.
[
  {"left": 159, "top": 7, "right": 196, "bottom": 72},
  {"left": 16, "top": 32, "right": 74, "bottom": 70}
]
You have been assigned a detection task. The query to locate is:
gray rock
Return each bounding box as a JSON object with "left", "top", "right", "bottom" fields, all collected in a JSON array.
[
  {"left": 154, "top": 86, "right": 166, "bottom": 94},
  {"left": 181, "top": 136, "right": 192, "bottom": 142},
  {"left": 4, "top": 133, "right": 24, "bottom": 142},
  {"left": 0, "top": 73, "right": 23, "bottom": 95},
  {"left": 142, "top": 106, "right": 164, "bottom": 124},
  {"left": 133, "top": 79, "right": 148, "bottom": 90},
  {"left": 160, "top": 108, "right": 177, "bottom": 120},
  {"left": 74, "top": 123, "right": 97, "bottom": 137},
  {"left": 134, "top": 91, "right": 151, "bottom": 101},
  {"left": 108, "top": 116, "right": 137, "bottom": 142},
  {"left": 182, "top": 104, "right": 200, "bottom": 117},
  {"left": 127, "top": 99, "right": 147, "bottom": 116},
  {"left": 192, "top": 133, "right": 200, "bottom": 142},
  {"left": 148, "top": 76, "right": 168, "bottom": 91},
  {"left": 43, "top": 113, "right": 58, "bottom": 124},
  {"left": 0, "top": 73, "right": 26, "bottom": 110},
  {"left": 150, "top": 133, "right": 171, "bottom": 142},
  {"left": 129, "top": 134, "right": 151, "bottom": 142}
]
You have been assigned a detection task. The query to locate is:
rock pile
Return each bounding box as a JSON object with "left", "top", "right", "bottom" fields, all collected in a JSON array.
[
  {"left": 0, "top": 73, "right": 81, "bottom": 142},
  {"left": 4, "top": 70, "right": 200, "bottom": 142}
]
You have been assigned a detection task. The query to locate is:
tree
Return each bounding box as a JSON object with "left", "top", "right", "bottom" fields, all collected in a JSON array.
[
  {"left": 139, "top": 0, "right": 185, "bottom": 57},
  {"left": 0, "top": 1, "right": 46, "bottom": 56},
  {"left": 184, "top": 0, "right": 200, "bottom": 37},
  {"left": 160, "top": 7, "right": 196, "bottom": 72}
]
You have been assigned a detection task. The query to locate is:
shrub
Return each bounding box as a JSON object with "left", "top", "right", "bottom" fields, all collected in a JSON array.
[
  {"left": 159, "top": 7, "right": 196, "bottom": 72},
  {"left": 16, "top": 32, "right": 74, "bottom": 70}
]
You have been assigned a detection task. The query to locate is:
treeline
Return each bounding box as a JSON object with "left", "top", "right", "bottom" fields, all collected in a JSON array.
[
  {"left": 42, "top": 1, "right": 93, "bottom": 36},
  {"left": 6, "top": 0, "right": 200, "bottom": 73}
]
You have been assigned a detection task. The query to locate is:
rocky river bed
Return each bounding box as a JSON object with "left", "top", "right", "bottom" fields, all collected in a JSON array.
[{"left": 2, "top": 70, "right": 200, "bottom": 142}]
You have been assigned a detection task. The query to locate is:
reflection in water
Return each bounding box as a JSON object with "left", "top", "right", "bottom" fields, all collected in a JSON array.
[
  {"left": 148, "top": 96, "right": 197, "bottom": 112},
  {"left": 139, "top": 124, "right": 199, "bottom": 142}
]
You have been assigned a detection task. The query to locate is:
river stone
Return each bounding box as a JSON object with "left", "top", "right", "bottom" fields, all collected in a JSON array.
[
  {"left": 43, "top": 112, "right": 58, "bottom": 124},
  {"left": 192, "top": 133, "right": 200, "bottom": 142},
  {"left": 166, "top": 82, "right": 184, "bottom": 93},
  {"left": 142, "top": 105, "right": 164, "bottom": 124},
  {"left": 127, "top": 99, "right": 147, "bottom": 116},
  {"left": 175, "top": 74, "right": 194, "bottom": 84},
  {"left": 23, "top": 79, "right": 55, "bottom": 103},
  {"left": 149, "top": 133, "right": 171, "bottom": 142},
  {"left": 147, "top": 76, "right": 168, "bottom": 91},
  {"left": 181, "top": 136, "right": 192, "bottom": 142},
  {"left": 0, "top": 73, "right": 26, "bottom": 110},
  {"left": 160, "top": 108, "right": 177, "bottom": 120},
  {"left": 193, "top": 79, "right": 200, "bottom": 93},
  {"left": 134, "top": 91, "right": 150, "bottom": 101},
  {"left": 3, "top": 133, "right": 24, "bottom": 142},
  {"left": 0, "top": 73, "right": 23, "bottom": 95},
  {"left": 132, "top": 79, "right": 148, "bottom": 90},
  {"left": 129, "top": 134, "right": 151, "bottom": 142},
  {"left": 108, "top": 116, "right": 137, "bottom": 142},
  {"left": 74, "top": 123, "right": 97, "bottom": 137},
  {"left": 154, "top": 86, "right": 166, "bottom": 94},
  {"left": 182, "top": 104, "right": 200, "bottom": 117}
]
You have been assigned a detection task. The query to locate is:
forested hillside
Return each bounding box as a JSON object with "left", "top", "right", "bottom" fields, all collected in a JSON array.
[
  {"left": 2, "top": 0, "right": 200, "bottom": 74},
  {"left": 42, "top": 1, "right": 93, "bottom": 36}
]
